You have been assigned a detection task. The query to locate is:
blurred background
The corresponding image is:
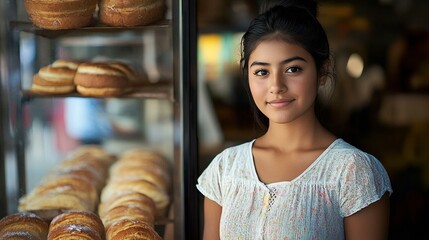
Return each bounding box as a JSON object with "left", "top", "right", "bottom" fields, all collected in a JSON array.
[{"left": 196, "top": 0, "right": 429, "bottom": 239}]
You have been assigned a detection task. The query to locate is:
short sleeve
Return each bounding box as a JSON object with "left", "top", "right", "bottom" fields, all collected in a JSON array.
[
  {"left": 196, "top": 151, "right": 226, "bottom": 206},
  {"left": 339, "top": 152, "right": 393, "bottom": 217}
]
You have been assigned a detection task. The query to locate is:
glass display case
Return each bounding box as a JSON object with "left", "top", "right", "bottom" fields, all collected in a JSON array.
[{"left": 0, "top": 0, "right": 199, "bottom": 239}]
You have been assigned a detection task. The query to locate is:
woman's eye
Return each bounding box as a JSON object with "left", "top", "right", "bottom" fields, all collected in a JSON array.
[
  {"left": 286, "top": 66, "right": 301, "bottom": 73},
  {"left": 254, "top": 69, "right": 268, "bottom": 76}
]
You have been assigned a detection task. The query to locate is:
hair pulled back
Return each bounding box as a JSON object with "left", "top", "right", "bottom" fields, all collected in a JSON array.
[{"left": 240, "top": 0, "right": 331, "bottom": 131}]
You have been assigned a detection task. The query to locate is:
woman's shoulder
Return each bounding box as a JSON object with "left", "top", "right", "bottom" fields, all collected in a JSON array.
[
  {"left": 217, "top": 140, "right": 254, "bottom": 158},
  {"left": 327, "top": 139, "right": 388, "bottom": 173},
  {"left": 210, "top": 140, "right": 254, "bottom": 169}
]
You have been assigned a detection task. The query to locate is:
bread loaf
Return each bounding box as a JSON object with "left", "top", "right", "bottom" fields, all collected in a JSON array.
[
  {"left": 102, "top": 205, "right": 155, "bottom": 230},
  {"left": 30, "top": 60, "right": 80, "bottom": 94},
  {"left": 99, "top": 0, "right": 166, "bottom": 27},
  {"left": 106, "top": 219, "right": 162, "bottom": 240},
  {"left": 24, "top": 0, "right": 97, "bottom": 30},
  {"left": 18, "top": 147, "right": 115, "bottom": 215},
  {"left": 0, "top": 212, "right": 49, "bottom": 239},
  {"left": 101, "top": 179, "right": 169, "bottom": 216},
  {"left": 98, "top": 191, "right": 156, "bottom": 219},
  {"left": 49, "top": 210, "right": 105, "bottom": 240},
  {"left": 74, "top": 62, "right": 139, "bottom": 97}
]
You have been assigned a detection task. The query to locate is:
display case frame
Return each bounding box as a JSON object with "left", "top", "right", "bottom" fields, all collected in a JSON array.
[{"left": 1, "top": 0, "right": 199, "bottom": 239}]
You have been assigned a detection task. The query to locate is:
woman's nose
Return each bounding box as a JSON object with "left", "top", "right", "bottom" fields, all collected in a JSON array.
[{"left": 269, "top": 72, "right": 287, "bottom": 94}]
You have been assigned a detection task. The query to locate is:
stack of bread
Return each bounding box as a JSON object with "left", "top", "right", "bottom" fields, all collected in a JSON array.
[
  {"left": 0, "top": 212, "right": 49, "bottom": 239},
  {"left": 31, "top": 59, "right": 80, "bottom": 95},
  {"left": 24, "top": 0, "right": 98, "bottom": 30},
  {"left": 18, "top": 146, "right": 116, "bottom": 218},
  {"left": 99, "top": 0, "right": 166, "bottom": 27},
  {"left": 47, "top": 210, "right": 105, "bottom": 240},
  {"left": 31, "top": 60, "right": 143, "bottom": 97},
  {"left": 99, "top": 149, "right": 171, "bottom": 235}
]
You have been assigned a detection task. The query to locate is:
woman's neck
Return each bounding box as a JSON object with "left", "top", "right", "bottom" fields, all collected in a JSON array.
[{"left": 259, "top": 115, "right": 334, "bottom": 152}]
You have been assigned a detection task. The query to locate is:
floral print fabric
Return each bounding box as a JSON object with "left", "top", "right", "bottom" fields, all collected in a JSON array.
[{"left": 196, "top": 139, "right": 392, "bottom": 240}]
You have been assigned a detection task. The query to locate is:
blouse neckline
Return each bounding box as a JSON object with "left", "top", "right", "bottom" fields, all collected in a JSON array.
[{"left": 248, "top": 138, "right": 342, "bottom": 187}]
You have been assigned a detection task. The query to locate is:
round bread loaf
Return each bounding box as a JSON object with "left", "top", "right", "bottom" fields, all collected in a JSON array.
[
  {"left": 38, "top": 65, "right": 76, "bottom": 85},
  {"left": 106, "top": 219, "right": 162, "bottom": 240},
  {"left": 99, "top": 0, "right": 166, "bottom": 27},
  {"left": 49, "top": 210, "right": 105, "bottom": 240},
  {"left": 74, "top": 62, "right": 138, "bottom": 97},
  {"left": 0, "top": 212, "right": 49, "bottom": 239},
  {"left": 31, "top": 74, "right": 76, "bottom": 94},
  {"left": 24, "top": 0, "right": 97, "bottom": 30}
]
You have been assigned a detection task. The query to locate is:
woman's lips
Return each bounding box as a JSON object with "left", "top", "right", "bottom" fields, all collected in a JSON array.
[{"left": 267, "top": 99, "right": 295, "bottom": 108}]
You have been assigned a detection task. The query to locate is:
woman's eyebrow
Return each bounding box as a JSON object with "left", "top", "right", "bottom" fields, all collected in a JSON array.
[{"left": 250, "top": 56, "right": 307, "bottom": 67}]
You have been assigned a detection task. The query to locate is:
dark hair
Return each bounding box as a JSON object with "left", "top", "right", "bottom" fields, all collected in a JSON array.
[{"left": 240, "top": 0, "right": 332, "bottom": 132}]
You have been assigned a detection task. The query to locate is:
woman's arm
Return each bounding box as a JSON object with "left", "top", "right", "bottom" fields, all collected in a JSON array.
[
  {"left": 344, "top": 193, "right": 390, "bottom": 240},
  {"left": 203, "top": 197, "right": 222, "bottom": 240}
]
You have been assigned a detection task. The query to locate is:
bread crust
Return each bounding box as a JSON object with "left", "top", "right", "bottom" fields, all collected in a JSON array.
[
  {"left": 49, "top": 210, "right": 105, "bottom": 239},
  {"left": 110, "top": 166, "right": 170, "bottom": 192},
  {"left": 74, "top": 62, "right": 136, "bottom": 88},
  {"left": 100, "top": 179, "right": 169, "bottom": 215},
  {"left": 99, "top": 0, "right": 166, "bottom": 27},
  {"left": 98, "top": 191, "right": 156, "bottom": 218},
  {"left": 0, "top": 212, "right": 49, "bottom": 239},
  {"left": 47, "top": 224, "right": 102, "bottom": 240},
  {"left": 35, "top": 70, "right": 75, "bottom": 85},
  {"left": 102, "top": 205, "right": 155, "bottom": 230},
  {"left": 24, "top": 0, "right": 97, "bottom": 30},
  {"left": 106, "top": 219, "right": 162, "bottom": 240},
  {"left": 19, "top": 193, "right": 91, "bottom": 212},
  {"left": 51, "top": 59, "right": 81, "bottom": 70}
]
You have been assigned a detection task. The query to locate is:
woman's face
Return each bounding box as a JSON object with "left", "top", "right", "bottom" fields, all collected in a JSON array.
[{"left": 248, "top": 38, "right": 321, "bottom": 125}]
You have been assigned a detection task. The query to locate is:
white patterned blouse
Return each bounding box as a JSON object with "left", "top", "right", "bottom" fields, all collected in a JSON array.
[{"left": 197, "top": 138, "right": 393, "bottom": 240}]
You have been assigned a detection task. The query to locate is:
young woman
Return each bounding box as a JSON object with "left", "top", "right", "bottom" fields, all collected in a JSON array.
[{"left": 197, "top": 0, "right": 392, "bottom": 239}]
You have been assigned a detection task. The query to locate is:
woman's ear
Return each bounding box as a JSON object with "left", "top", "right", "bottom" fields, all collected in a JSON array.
[{"left": 318, "top": 59, "right": 332, "bottom": 86}]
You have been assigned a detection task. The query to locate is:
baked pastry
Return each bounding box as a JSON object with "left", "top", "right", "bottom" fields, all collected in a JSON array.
[
  {"left": 24, "top": 0, "right": 97, "bottom": 30},
  {"left": 31, "top": 74, "right": 76, "bottom": 94},
  {"left": 31, "top": 60, "right": 81, "bottom": 94},
  {"left": 19, "top": 192, "right": 92, "bottom": 213},
  {"left": 106, "top": 219, "right": 162, "bottom": 240},
  {"left": 100, "top": 179, "right": 170, "bottom": 217},
  {"left": 48, "top": 224, "right": 102, "bottom": 240},
  {"left": 99, "top": 0, "right": 166, "bottom": 27},
  {"left": 49, "top": 210, "right": 105, "bottom": 240},
  {"left": 120, "top": 149, "right": 171, "bottom": 173},
  {"left": 74, "top": 62, "right": 138, "bottom": 97},
  {"left": 109, "top": 165, "right": 170, "bottom": 192},
  {"left": 98, "top": 191, "right": 156, "bottom": 219},
  {"left": 102, "top": 204, "right": 155, "bottom": 230},
  {"left": 0, "top": 212, "right": 49, "bottom": 239},
  {"left": 19, "top": 175, "right": 98, "bottom": 212}
]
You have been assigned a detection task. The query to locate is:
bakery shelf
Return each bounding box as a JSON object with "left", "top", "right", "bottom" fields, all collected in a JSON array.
[
  {"left": 10, "top": 20, "right": 171, "bottom": 38},
  {"left": 21, "top": 82, "right": 173, "bottom": 102}
]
